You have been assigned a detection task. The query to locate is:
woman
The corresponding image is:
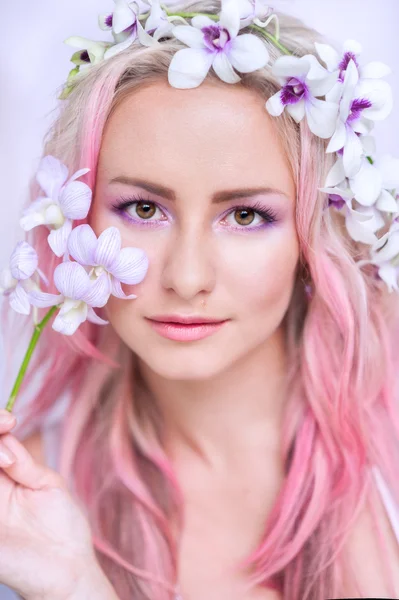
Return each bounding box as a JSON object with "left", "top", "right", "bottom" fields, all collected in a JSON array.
[{"left": 0, "top": 1, "right": 399, "bottom": 598}]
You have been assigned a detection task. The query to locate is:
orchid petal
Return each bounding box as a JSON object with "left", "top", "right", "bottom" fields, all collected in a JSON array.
[
  {"left": 10, "top": 242, "right": 38, "bottom": 280},
  {"left": 373, "top": 230, "right": 399, "bottom": 261},
  {"left": 191, "top": 15, "right": 216, "bottom": 28},
  {"left": 87, "top": 307, "right": 109, "bottom": 326},
  {"left": 361, "top": 135, "right": 376, "bottom": 157},
  {"left": 110, "top": 276, "right": 137, "bottom": 299},
  {"left": 342, "top": 129, "right": 364, "bottom": 179},
  {"left": 356, "top": 79, "right": 393, "bottom": 121},
  {"left": 272, "top": 55, "right": 310, "bottom": 79},
  {"left": 345, "top": 208, "right": 379, "bottom": 244},
  {"left": 67, "top": 224, "right": 97, "bottom": 266},
  {"left": 136, "top": 19, "right": 159, "bottom": 47},
  {"left": 95, "top": 227, "right": 122, "bottom": 269},
  {"left": 305, "top": 99, "right": 338, "bottom": 139},
  {"left": 265, "top": 91, "right": 284, "bottom": 117},
  {"left": 28, "top": 289, "right": 63, "bottom": 307},
  {"left": 9, "top": 284, "right": 31, "bottom": 315},
  {"left": 326, "top": 120, "right": 347, "bottom": 153},
  {"left": 83, "top": 272, "right": 111, "bottom": 308},
  {"left": 104, "top": 31, "right": 135, "bottom": 60},
  {"left": 48, "top": 219, "right": 73, "bottom": 257},
  {"left": 52, "top": 303, "right": 88, "bottom": 336},
  {"left": 212, "top": 52, "right": 241, "bottom": 84},
  {"left": 325, "top": 158, "right": 346, "bottom": 188},
  {"left": 377, "top": 264, "right": 398, "bottom": 293},
  {"left": 58, "top": 181, "right": 92, "bottom": 220},
  {"left": 110, "top": 247, "right": 149, "bottom": 284},
  {"left": 343, "top": 39, "right": 362, "bottom": 55},
  {"left": 351, "top": 161, "right": 382, "bottom": 207},
  {"left": 0, "top": 268, "right": 16, "bottom": 293},
  {"left": 113, "top": 0, "right": 136, "bottom": 35},
  {"left": 67, "top": 168, "right": 90, "bottom": 184},
  {"left": 53, "top": 261, "right": 91, "bottom": 299},
  {"left": 314, "top": 42, "right": 339, "bottom": 71},
  {"left": 376, "top": 189, "right": 398, "bottom": 213},
  {"left": 99, "top": 13, "right": 113, "bottom": 31},
  {"left": 219, "top": 0, "right": 241, "bottom": 38},
  {"left": 36, "top": 156, "right": 69, "bottom": 200},
  {"left": 361, "top": 61, "right": 391, "bottom": 79},
  {"left": 286, "top": 100, "right": 306, "bottom": 123},
  {"left": 172, "top": 25, "right": 205, "bottom": 49},
  {"left": 168, "top": 48, "right": 213, "bottom": 89},
  {"left": 36, "top": 267, "right": 49, "bottom": 287},
  {"left": 228, "top": 34, "right": 269, "bottom": 72},
  {"left": 19, "top": 197, "right": 53, "bottom": 231},
  {"left": 339, "top": 59, "right": 359, "bottom": 121},
  {"left": 306, "top": 70, "right": 338, "bottom": 98}
]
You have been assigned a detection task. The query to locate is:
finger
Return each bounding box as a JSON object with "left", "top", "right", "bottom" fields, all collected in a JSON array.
[
  {"left": 0, "top": 433, "right": 66, "bottom": 491},
  {"left": 0, "top": 410, "right": 17, "bottom": 434}
]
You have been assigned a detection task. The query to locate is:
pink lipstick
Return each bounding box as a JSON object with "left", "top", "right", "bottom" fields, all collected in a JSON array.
[{"left": 146, "top": 315, "right": 229, "bottom": 342}]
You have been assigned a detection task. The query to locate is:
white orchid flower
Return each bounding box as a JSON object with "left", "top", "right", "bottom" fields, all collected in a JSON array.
[
  {"left": 144, "top": 0, "right": 175, "bottom": 41},
  {"left": 66, "top": 224, "right": 149, "bottom": 300},
  {"left": 356, "top": 221, "right": 399, "bottom": 292},
  {"left": 28, "top": 261, "right": 111, "bottom": 336},
  {"left": 266, "top": 54, "right": 339, "bottom": 139},
  {"left": 98, "top": 0, "right": 157, "bottom": 59},
  {"left": 326, "top": 59, "right": 393, "bottom": 178},
  {"left": 315, "top": 39, "right": 391, "bottom": 86},
  {"left": 319, "top": 181, "right": 384, "bottom": 245},
  {"left": 168, "top": 0, "right": 269, "bottom": 89},
  {"left": 238, "top": 0, "right": 272, "bottom": 27},
  {"left": 0, "top": 242, "right": 47, "bottom": 315},
  {"left": 26, "top": 224, "right": 149, "bottom": 335},
  {"left": 325, "top": 154, "right": 399, "bottom": 210},
  {"left": 64, "top": 37, "right": 112, "bottom": 65},
  {"left": 19, "top": 156, "right": 92, "bottom": 258}
]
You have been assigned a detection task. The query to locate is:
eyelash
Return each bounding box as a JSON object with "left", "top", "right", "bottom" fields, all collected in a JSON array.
[{"left": 111, "top": 194, "right": 279, "bottom": 231}]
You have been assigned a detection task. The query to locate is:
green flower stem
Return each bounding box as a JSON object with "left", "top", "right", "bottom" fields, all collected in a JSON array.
[
  {"left": 159, "top": 10, "right": 292, "bottom": 56},
  {"left": 5, "top": 306, "right": 58, "bottom": 414}
]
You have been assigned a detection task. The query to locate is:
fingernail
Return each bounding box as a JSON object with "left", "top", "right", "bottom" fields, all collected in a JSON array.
[{"left": 0, "top": 448, "right": 16, "bottom": 466}]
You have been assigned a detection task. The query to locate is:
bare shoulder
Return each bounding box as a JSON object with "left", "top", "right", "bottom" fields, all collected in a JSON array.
[
  {"left": 341, "top": 480, "right": 399, "bottom": 596},
  {"left": 20, "top": 430, "right": 47, "bottom": 467}
]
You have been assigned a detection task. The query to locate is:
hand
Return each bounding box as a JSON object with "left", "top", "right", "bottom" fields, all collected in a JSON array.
[{"left": 0, "top": 409, "right": 104, "bottom": 600}]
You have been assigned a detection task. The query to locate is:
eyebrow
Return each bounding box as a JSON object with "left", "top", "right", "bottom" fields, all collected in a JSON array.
[{"left": 109, "top": 176, "right": 289, "bottom": 203}]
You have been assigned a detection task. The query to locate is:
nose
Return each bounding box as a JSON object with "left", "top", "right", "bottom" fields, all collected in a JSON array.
[{"left": 160, "top": 226, "right": 216, "bottom": 301}]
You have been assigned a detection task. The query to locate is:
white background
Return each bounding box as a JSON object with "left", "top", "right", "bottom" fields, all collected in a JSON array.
[{"left": 0, "top": 1, "right": 398, "bottom": 595}]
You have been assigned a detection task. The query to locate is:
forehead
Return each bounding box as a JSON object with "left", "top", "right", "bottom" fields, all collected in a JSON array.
[{"left": 99, "top": 80, "right": 295, "bottom": 200}]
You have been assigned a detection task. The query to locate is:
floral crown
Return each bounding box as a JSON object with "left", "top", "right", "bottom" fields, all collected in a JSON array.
[
  {"left": 1, "top": 0, "right": 398, "bottom": 413},
  {"left": 61, "top": 0, "right": 399, "bottom": 289}
]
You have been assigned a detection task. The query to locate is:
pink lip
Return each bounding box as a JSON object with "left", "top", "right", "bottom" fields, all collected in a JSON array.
[{"left": 146, "top": 316, "right": 229, "bottom": 341}]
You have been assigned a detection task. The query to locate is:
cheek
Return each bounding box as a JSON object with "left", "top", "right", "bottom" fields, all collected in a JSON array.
[{"left": 221, "top": 225, "right": 299, "bottom": 317}]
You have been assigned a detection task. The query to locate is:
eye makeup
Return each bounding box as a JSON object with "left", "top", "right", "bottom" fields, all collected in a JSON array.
[{"left": 110, "top": 193, "right": 279, "bottom": 231}]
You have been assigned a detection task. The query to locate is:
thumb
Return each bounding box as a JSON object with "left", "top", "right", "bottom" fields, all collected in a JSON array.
[{"left": 0, "top": 433, "right": 66, "bottom": 491}]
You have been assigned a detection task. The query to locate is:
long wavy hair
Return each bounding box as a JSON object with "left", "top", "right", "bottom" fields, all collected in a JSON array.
[{"left": 3, "top": 2, "right": 399, "bottom": 598}]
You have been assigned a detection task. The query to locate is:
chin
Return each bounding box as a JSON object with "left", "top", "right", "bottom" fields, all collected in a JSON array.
[{"left": 137, "top": 348, "right": 231, "bottom": 381}]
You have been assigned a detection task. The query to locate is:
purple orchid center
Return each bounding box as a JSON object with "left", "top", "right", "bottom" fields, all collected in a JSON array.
[
  {"left": 347, "top": 97, "right": 372, "bottom": 123},
  {"left": 281, "top": 77, "right": 308, "bottom": 106},
  {"left": 80, "top": 50, "right": 90, "bottom": 63},
  {"left": 338, "top": 51, "right": 360, "bottom": 82},
  {"left": 105, "top": 14, "right": 113, "bottom": 28},
  {"left": 328, "top": 194, "right": 346, "bottom": 210},
  {"left": 202, "top": 25, "right": 231, "bottom": 52}
]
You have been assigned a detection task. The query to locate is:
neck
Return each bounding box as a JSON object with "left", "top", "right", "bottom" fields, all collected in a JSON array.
[{"left": 137, "top": 327, "right": 288, "bottom": 469}]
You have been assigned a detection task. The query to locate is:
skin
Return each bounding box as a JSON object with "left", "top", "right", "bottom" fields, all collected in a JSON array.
[
  {"left": 89, "top": 79, "right": 298, "bottom": 598},
  {"left": 89, "top": 81, "right": 299, "bottom": 466}
]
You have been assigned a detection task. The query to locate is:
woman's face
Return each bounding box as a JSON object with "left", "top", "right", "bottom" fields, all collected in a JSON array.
[{"left": 90, "top": 79, "right": 299, "bottom": 380}]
